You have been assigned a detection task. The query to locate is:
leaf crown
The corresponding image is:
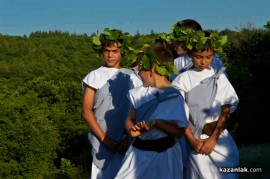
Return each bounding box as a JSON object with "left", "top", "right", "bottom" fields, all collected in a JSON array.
[
  {"left": 92, "top": 28, "right": 134, "bottom": 56},
  {"left": 170, "top": 25, "right": 228, "bottom": 55},
  {"left": 139, "top": 47, "right": 178, "bottom": 78},
  {"left": 155, "top": 32, "right": 173, "bottom": 45}
]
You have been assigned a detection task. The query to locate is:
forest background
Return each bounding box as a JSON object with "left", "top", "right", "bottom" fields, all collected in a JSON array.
[{"left": 1, "top": 22, "right": 270, "bottom": 179}]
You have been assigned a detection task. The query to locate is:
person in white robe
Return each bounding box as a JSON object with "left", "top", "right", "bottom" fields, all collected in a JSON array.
[
  {"left": 82, "top": 28, "right": 142, "bottom": 179},
  {"left": 115, "top": 44, "right": 188, "bottom": 179},
  {"left": 172, "top": 30, "right": 239, "bottom": 179}
]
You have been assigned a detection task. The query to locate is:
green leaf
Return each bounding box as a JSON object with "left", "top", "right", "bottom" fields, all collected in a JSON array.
[
  {"left": 219, "top": 35, "right": 228, "bottom": 45},
  {"left": 92, "top": 36, "right": 101, "bottom": 45}
]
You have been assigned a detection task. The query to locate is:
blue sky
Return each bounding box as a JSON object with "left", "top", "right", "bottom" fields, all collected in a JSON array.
[{"left": 0, "top": 0, "right": 269, "bottom": 36}]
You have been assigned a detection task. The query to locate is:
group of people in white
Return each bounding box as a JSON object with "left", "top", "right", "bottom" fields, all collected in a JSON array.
[{"left": 81, "top": 19, "right": 239, "bottom": 179}]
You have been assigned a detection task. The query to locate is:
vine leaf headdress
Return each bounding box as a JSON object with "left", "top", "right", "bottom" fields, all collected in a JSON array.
[
  {"left": 170, "top": 24, "right": 228, "bottom": 55},
  {"left": 139, "top": 48, "right": 178, "bottom": 78}
]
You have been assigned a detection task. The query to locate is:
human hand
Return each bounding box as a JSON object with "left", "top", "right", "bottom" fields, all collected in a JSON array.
[
  {"left": 191, "top": 139, "right": 204, "bottom": 153},
  {"left": 117, "top": 140, "right": 129, "bottom": 154},
  {"left": 102, "top": 136, "right": 120, "bottom": 152},
  {"left": 198, "top": 137, "right": 216, "bottom": 155},
  {"left": 129, "top": 121, "right": 149, "bottom": 137}
]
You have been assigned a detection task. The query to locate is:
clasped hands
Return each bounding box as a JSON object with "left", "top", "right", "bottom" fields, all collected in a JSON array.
[
  {"left": 128, "top": 120, "right": 157, "bottom": 138},
  {"left": 192, "top": 136, "right": 216, "bottom": 155}
]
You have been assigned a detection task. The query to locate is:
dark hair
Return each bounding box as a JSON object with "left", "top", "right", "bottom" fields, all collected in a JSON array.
[
  {"left": 131, "top": 52, "right": 144, "bottom": 68},
  {"left": 149, "top": 44, "right": 173, "bottom": 64},
  {"left": 138, "top": 44, "right": 176, "bottom": 78},
  {"left": 174, "top": 19, "right": 202, "bottom": 31},
  {"left": 101, "top": 29, "right": 124, "bottom": 50},
  {"left": 137, "top": 44, "right": 173, "bottom": 66}
]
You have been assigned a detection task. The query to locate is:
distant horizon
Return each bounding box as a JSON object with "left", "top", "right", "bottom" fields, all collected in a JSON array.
[
  {"left": 1, "top": 19, "right": 267, "bottom": 37},
  {"left": 1, "top": 0, "right": 269, "bottom": 37}
]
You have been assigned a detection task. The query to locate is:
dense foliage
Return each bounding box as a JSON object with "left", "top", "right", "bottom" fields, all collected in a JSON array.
[{"left": 0, "top": 25, "right": 269, "bottom": 178}]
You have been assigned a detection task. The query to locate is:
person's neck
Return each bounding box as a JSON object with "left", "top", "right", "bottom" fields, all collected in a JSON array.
[
  {"left": 155, "top": 80, "right": 171, "bottom": 90},
  {"left": 104, "top": 65, "right": 121, "bottom": 69}
]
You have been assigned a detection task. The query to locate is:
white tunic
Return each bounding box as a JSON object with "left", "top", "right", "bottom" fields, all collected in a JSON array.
[
  {"left": 82, "top": 66, "right": 142, "bottom": 179},
  {"left": 172, "top": 67, "right": 239, "bottom": 179},
  {"left": 115, "top": 86, "right": 188, "bottom": 179},
  {"left": 82, "top": 66, "right": 142, "bottom": 90}
]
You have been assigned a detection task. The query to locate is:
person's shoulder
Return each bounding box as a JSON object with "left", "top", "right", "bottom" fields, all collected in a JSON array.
[
  {"left": 130, "top": 85, "right": 147, "bottom": 94},
  {"left": 85, "top": 66, "right": 119, "bottom": 81},
  {"left": 120, "top": 68, "right": 134, "bottom": 75},
  {"left": 218, "top": 72, "right": 230, "bottom": 82},
  {"left": 181, "top": 68, "right": 197, "bottom": 76},
  {"left": 88, "top": 66, "right": 106, "bottom": 74},
  {"left": 172, "top": 70, "right": 188, "bottom": 82},
  {"left": 130, "top": 86, "right": 156, "bottom": 96},
  {"left": 82, "top": 66, "right": 105, "bottom": 89},
  {"left": 173, "top": 67, "right": 203, "bottom": 83}
]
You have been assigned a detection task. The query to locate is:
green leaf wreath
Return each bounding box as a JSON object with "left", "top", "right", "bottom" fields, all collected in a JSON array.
[
  {"left": 155, "top": 32, "right": 173, "bottom": 45},
  {"left": 92, "top": 28, "right": 134, "bottom": 55},
  {"left": 92, "top": 28, "right": 140, "bottom": 68},
  {"left": 170, "top": 24, "right": 228, "bottom": 55},
  {"left": 139, "top": 50, "right": 178, "bottom": 78}
]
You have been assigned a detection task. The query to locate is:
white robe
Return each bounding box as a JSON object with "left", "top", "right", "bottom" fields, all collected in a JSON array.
[
  {"left": 172, "top": 67, "right": 239, "bottom": 179},
  {"left": 82, "top": 66, "right": 142, "bottom": 179},
  {"left": 115, "top": 86, "right": 188, "bottom": 179}
]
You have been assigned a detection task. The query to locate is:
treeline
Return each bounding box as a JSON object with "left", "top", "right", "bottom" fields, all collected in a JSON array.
[{"left": 0, "top": 25, "right": 269, "bottom": 178}]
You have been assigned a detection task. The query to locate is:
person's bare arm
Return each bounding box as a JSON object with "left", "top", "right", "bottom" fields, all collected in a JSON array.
[
  {"left": 126, "top": 108, "right": 146, "bottom": 138},
  {"left": 210, "top": 105, "right": 230, "bottom": 139},
  {"left": 82, "top": 85, "right": 119, "bottom": 151},
  {"left": 200, "top": 104, "right": 230, "bottom": 154},
  {"left": 185, "top": 114, "right": 204, "bottom": 152},
  {"left": 185, "top": 126, "right": 203, "bottom": 152},
  {"left": 150, "top": 120, "right": 185, "bottom": 138}
]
